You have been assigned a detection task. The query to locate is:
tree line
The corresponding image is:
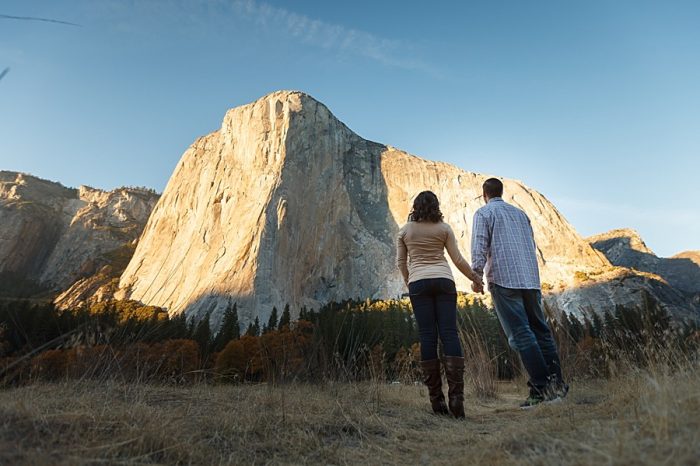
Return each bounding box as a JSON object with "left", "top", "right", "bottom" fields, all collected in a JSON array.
[{"left": 0, "top": 291, "right": 697, "bottom": 386}]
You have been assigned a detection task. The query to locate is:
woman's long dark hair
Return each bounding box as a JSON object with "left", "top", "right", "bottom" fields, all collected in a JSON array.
[{"left": 408, "top": 191, "right": 443, "bottom": 223}]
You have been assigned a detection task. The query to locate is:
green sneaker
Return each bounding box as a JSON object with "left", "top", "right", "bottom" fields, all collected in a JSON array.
[
  {"left": 519, "top": 386, "right": 563, "bottom": 410},
  {"left": 519, "top": 388, "right": 546, "bottom": 409}
]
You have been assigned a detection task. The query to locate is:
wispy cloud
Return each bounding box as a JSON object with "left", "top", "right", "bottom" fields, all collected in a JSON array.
[
  {"left": 95, "top": 0, "right": 439, "bottom": 75},
  {"left": 228, "top": 0, "right": 437, "bottom": 74}
]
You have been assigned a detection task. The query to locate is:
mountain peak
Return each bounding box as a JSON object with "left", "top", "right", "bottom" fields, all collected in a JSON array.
[
  {"left": 224, "top": 90, "right": 325, "bottom": 118},
  {"left": 587, "top": 228, "right": 655, "bottom": 255},
  {"left": 1, "top": 170, "right": 78, "bottom": 203},
  {"left": 672, "top": 250, "right": 700, "bottom": 265}
]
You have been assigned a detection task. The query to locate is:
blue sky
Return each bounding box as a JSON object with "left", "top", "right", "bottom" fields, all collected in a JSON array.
[{"left": 1, "top": 0, "right": 698, "bottom": 257}]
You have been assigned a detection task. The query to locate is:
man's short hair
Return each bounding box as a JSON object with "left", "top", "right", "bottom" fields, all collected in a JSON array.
[{"left": 483, "top": 178, "right": 504, "bottom": 198}]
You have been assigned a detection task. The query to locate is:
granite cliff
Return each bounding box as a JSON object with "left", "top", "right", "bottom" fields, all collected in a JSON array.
[{"left": 115, "top": 91, "right": 695, "bottom": 326}]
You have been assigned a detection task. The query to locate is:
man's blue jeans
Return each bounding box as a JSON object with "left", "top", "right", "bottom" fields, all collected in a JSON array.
[
  {"left": 409, "top": 278, "right": 464, "bottom": 361},
  {"left": 489, "top": 283, "right": 563, "bottom": 389}
]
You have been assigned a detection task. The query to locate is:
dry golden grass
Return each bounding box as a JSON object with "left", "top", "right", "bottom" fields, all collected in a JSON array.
[{"left": 1, "top": 364, "right": 699, "bottom": 466}]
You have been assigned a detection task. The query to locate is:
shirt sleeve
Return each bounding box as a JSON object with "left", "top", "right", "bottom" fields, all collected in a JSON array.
[
  {"left": 396, "top": 227, "right": 409, "bottom": 285},
  {"left": 444, "top": 224, "right": 475, "bottom": 280},
  {"left": 471, "top": 210, "right": 490, "bottom": 277}
]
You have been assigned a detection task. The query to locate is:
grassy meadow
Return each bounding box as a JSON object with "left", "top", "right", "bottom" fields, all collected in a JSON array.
[
  {"left": 1, "top": 296, "right": 699, "bottom": 465},
  {"left": 1, "top": 364, "right": 699, "bottom": 465}
]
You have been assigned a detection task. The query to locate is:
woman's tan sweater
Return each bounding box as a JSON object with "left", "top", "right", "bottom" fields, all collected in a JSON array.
[{"left": 396, "top": 221, "right": 474, "bottom": 286}]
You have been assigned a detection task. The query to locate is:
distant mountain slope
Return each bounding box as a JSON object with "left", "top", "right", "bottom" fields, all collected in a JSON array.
[
  {"left": 588, "top": 229, "right": 700, "bottom": 295},
  {"left": 0, "top": 171, "right": 159, "bottom": 301}
]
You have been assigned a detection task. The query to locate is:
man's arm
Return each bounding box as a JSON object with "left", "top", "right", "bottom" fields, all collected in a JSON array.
[{"left": 471, "top": 210, "right": 490, "bottom": 278}]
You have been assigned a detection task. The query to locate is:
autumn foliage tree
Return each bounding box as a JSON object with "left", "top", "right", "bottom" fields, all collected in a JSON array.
[{"left": 215, "top": 320, "right": 313, "bottom": 383}]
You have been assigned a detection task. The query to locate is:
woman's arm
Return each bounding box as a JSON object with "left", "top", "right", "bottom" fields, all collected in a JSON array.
[
  {"left": 445, "top": 224, "right": 480, "bottom": 282},
  {"left": 396, "top": 229, "right": 409, "bottom": 286}
]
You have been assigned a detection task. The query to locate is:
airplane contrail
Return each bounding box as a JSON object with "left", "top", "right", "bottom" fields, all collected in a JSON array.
[
  {"left": 0, "top": 13, "right": 81, "bottom": 27},
  {"left": 0, "top": 68, "right": 9, "bottom": 81}
]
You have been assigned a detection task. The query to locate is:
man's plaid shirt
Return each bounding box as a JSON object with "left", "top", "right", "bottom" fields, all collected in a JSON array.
[{"left": 471, "top": 197, "right": 541, "bottom": 290}]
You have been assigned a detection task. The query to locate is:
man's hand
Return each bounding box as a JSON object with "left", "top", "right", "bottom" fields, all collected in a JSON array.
[{"left": 471, "top": 275, "right": 484, "bottom": 294}]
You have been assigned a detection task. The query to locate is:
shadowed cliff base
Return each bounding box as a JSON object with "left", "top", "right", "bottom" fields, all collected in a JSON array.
[{"left": 175, "top": 292, "right": 246, "bottom": 332}]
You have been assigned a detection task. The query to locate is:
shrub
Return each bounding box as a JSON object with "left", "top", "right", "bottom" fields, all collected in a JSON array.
[{"left": 31, "top": 349, "right": 69, "bottom": 381}]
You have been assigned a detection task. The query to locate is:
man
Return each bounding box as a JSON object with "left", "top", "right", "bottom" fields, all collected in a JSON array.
[{"left": 471, "top": 178, "right": 568, "bottom": 408}]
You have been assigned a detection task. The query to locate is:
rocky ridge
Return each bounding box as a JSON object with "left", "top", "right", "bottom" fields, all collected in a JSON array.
[
  {"left": 588, "top": 229, "right": 700, "bottom": 295},
  {"left": 0, "top": 171, "right": 159, "bottom": 304}
]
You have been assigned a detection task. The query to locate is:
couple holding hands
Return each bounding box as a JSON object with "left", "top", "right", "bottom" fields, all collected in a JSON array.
[{"left": 397, "top": 178, "right": 569, "bottom": 418}]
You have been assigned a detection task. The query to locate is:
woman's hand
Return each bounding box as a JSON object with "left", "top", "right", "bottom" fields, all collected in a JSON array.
[{"left": 471, "top": 274, "right": 484, "bottom": 294}]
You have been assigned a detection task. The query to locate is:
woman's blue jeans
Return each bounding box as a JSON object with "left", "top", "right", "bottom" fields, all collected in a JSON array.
[{"left": 408, "top": 278, "right": 463, "bottom": 361}]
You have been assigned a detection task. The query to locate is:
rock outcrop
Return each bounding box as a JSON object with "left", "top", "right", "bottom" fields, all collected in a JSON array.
[
  {"left": 0, "top": 171, "right": 159, "bottom": 303},
  {"left": 588, "top": 229, "right": 700, "bottom": 295},
  {"left": 118, "top": 90, "right": 675, "bottom": 327},
  {"left": 543, "top": 266, "right": 698, "bottom": 323}
]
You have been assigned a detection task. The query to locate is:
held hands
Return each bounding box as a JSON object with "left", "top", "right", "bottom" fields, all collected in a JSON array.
[{"left": 471, "top": 274, "right": 484, "bottom": 294}]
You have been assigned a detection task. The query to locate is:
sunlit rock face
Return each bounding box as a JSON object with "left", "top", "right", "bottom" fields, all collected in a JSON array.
[
  {"left": 117, "top": 91, "right": 626, "bottom": 327},
  {"left": 0, "top": 171, "right": 158, "bottom": 298}
]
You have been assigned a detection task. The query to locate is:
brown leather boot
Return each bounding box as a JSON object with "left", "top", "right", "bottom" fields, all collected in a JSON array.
[
  {"left": 420, "top": 359, "right": 449, "bottom": 415},
  {"left": 443, "top": 356, "right": 465, "bottom": 419}
]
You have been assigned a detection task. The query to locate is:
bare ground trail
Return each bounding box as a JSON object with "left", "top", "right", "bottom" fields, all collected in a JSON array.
[{"left": 1, "top": 371, "right": 698, "bottom": 465}]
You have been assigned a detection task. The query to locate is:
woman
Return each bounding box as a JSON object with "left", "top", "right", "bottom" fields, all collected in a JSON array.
[{"left": 396, "top": 191, "right": 482, "bottom": 418}]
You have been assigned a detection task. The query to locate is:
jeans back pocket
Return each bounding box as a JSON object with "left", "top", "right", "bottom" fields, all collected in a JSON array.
[{"left": 408, "top": 279, "right": 428, "bottom": 296}]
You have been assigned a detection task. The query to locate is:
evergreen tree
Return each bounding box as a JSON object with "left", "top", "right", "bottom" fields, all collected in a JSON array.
[
  {"left": 245, "top": 316, "right": 261, "bottom": 337},
  {"left": 193, "top": 313, "right": 212, "bottom": 356},
  {"left": 213, "top": 303, "right": 240, "bottom": 352},
  {"left": 170, "top": 313, "right": 190, "bottom": 340},
  {"left": 265, "top": 307, "right": 279, "bottom": 334},
  {"left": 278, "top": 304, "right": 291, "bottom": 330},
  {"left": 245, "top": 322, "right": 254, "bottom": 337},
  {"left": 187, "top": 315, "right": 196, "bottom": 339}
]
